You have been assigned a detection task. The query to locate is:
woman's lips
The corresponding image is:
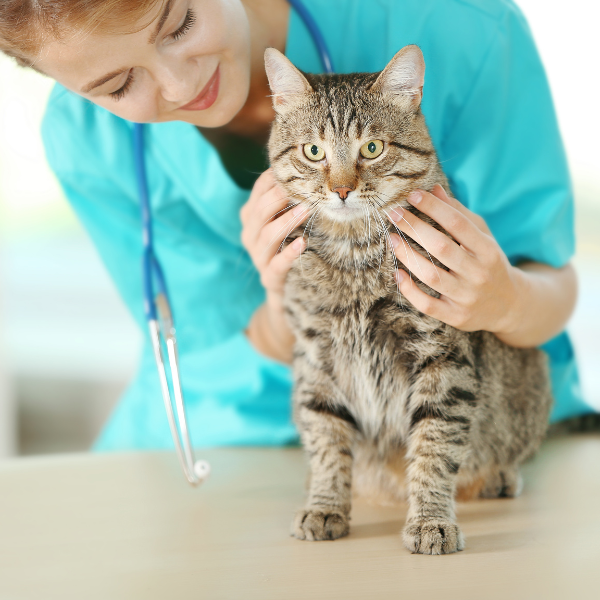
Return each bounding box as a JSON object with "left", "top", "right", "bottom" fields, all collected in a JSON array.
[{"left": 180, "top": 66, "right": 220, "bottom": 111}]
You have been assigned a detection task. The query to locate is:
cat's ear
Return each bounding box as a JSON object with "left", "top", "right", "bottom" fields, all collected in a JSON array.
[
  {"left": 264, "top": 48, "right": 312, "bottom": 113},
  {"left": 372, "top": 45, "right": 425, "bottom": 108}
]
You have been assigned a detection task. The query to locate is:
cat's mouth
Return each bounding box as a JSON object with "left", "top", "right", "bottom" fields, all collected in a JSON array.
[{"left": 323, "top": 201, "right": 364, "bottom": 222}]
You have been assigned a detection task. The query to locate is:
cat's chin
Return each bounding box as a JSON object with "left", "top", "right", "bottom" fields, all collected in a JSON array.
[{"left": 322, "top": 205, "right": 364, "bottom": 223}]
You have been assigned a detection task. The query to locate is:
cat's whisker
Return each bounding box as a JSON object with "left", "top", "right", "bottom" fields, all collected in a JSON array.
[
  {"left": 276, "top": 199, "right": 322, "bottom": 261},
  {"left": 389, "top": 221, "right": 425, "bottom": 283},
  {"left": 371, "top": 206, "right": 405, "bottom": 307},
  {"left": 257, "top": 192, "right": 316, "bottom": 229},
  {"left": 260, "top": 202, "right": 301, "bottom": 228},
  {"left": 372, "top": 205, "right": 410, "bottom": 307},
  {"left": 366, "top": 200, "right": 386, "bottom": 275},
  {"left": 301, "top": 205, "right": 325, "bottom": 275},
  {"left": 304, "top": 203, "right": 324, "bottom": 251},
  {"left": 373, "top": 193, "right": 442, "bottom": 285},
  {"left": 262, "top": 199, "right": 319, "bottom": 260},
  {"left": 396, "top": 215, "right": 442, "bottom": 284},
  {"left": 361, "top": 204, "right": 370, "bottom": 250},
  {"left": 257, "top": 191, "right": 313, "bottom": 218}
]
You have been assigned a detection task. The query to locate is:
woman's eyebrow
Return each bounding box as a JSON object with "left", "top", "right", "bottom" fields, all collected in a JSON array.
[
  {"left": 148, "top": 0, "right": 174, "bottom": 45},
  {"left": 79, "top": 0, "right": 174, "bottom": 94},
  {"left": 81, "top": 69, "right": 127, "bottom": 94}
]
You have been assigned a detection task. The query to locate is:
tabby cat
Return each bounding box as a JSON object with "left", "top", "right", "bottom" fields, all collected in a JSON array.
[{"left": 264, "top": 45, "right": 552, "bottom": 555}]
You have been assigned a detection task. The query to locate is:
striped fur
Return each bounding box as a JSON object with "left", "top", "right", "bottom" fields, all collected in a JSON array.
[{"left": 266, "top": 47, "right": 552, "bottom": 554}]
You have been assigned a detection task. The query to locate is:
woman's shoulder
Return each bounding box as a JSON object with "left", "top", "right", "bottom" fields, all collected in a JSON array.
[
  {"left": 347, "top": 0, "right": 522, "bottom": 25},
  {"left": 299, "top": 0, "right": 531, "bottom": 78}
]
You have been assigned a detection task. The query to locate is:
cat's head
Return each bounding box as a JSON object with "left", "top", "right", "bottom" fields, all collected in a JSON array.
[{"left": 265, "top": 45, "right": 438, "bottom": 236}]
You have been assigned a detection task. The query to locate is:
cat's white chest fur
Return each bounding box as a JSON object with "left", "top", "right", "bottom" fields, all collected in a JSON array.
[{"left": 331, "top": 326, "right": 412, "bottom": 443}]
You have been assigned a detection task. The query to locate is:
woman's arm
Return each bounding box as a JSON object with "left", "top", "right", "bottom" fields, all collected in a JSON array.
[
  {"left": 497, "top": 260, "right": 577, "bottom": 348},
  {"left": 245, "top": 299, "right": 295, "bottom": 364},
  {"left": 240, "top": 169, "right": 308, "bottom": 364}
]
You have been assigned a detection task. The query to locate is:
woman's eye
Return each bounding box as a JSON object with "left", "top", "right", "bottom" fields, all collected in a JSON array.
[
  {"left": 360, "top": 140, "right": 384, "bottom": 159},
  {"left": 171, "top": 9, "right": 196, "bottom": 41},
  {"left": 303, "top": 144, "right": 326, "bottom": 161},
  {"left": 110, "top": 71, "right": 135, "bottom": 101}
]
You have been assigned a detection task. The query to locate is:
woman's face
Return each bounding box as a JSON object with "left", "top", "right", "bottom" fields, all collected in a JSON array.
[{"left": 36, "top": 0, "right": 252, "bottom": 126}]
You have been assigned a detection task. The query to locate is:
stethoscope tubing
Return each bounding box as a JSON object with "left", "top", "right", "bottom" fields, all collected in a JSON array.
[{"left": 133, "top": 0, "right": 334, "bottom": 486}]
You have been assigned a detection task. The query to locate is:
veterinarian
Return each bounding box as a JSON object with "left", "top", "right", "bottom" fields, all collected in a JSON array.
[{"left": 0, "top": 0, "right": 590, "bottom": 452}]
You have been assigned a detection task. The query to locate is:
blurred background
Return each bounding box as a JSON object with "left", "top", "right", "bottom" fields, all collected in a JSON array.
[{"left": 0, "top": 0, "right": 598, "bottom": 457}]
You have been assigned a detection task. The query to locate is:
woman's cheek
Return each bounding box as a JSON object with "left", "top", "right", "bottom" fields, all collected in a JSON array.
[{"left": 111, "top": 96, "right": 163, "bottom": 124}]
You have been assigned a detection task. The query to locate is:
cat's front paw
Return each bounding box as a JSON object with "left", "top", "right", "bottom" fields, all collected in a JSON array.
[
  {"left": 402, "top": 518, "right": 465, "bottom": 555},
  {"left": 291, "top": 508, "right": 350, "bottom": 541}
]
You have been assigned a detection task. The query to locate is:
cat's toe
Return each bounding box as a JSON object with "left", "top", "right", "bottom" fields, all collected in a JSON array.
[
  {"left": 291, "top": 508, "right": 350, "bottom": 541},
  {"left": 402, "top": 518, "right": 464, "bottom": 555}
]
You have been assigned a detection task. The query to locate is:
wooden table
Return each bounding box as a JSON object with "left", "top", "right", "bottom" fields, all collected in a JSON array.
[{"left": 1, "top": 434, "right": 599, "bottom": 599}]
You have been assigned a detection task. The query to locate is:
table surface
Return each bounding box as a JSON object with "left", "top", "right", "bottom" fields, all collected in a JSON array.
[{"left": 1, "top": 434, "right": 599, "bottom": 600}]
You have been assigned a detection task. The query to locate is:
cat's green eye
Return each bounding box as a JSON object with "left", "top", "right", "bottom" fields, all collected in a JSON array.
[
  {"left": 303, "top": 144, "right": 326, "bottom": 161},
  {"left": 360, "top": 140, "right": 384, "bottom": 159}
]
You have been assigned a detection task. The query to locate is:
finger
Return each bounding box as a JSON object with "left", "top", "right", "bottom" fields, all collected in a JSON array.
[
  {"left": 404, "top": 189, "right": 489, "bottom": 255},
  {"left": 389, "top": 233, "right": 457, "bottom": 296},
  {"left": 430, "top": 184, "right": 463, "bottom": 209},
  {"left": 261, "top": 237, "right": 306, "bottom": 293},
  {"left": 255, "top": 185, "right": 291, "bottom": 226},
  {"left": 241, "top": 169, "right": 276, "bottom": 223},
  {"left": 252, "top": 168, "right": 276, "bottom": 199},
  {"left": 394, "top": 269, "right": 449, "bottom": 320},
  {"left": 430, "top": 185, "right": 491, "bottom": 235},
  {"left": 256, "top": 205, "right": 310, "bottom": 268},
  {"left": 387, "top": 205, "right": 471, "bottom": 274},
  {"left": 244, "top": 186, "right": 293, "bottom": 249}
]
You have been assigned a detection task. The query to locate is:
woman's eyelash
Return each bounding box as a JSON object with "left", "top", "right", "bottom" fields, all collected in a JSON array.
[
  {"left": 108, "top": 10, "right": 196, "bottom": 101},
  {"left": 171, "top": 9, "right": 197, "bottom": 40},
  {"left": 110, "top": 71, "right": 135, "bottom": 102}
]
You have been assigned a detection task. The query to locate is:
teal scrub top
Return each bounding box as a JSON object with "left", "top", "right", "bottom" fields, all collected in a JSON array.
[{"left": 41, "top": 0, "right": 592, "bottom": 452}]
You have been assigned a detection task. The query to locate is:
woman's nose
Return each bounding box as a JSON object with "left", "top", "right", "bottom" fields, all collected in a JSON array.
[{"left": 154, "top": 62, "right": 196, "bottom": 105}]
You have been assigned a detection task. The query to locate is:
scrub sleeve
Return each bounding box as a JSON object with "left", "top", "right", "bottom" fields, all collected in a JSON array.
[{"left": 41, "top": 0, "right": 592, "bottom": 451}]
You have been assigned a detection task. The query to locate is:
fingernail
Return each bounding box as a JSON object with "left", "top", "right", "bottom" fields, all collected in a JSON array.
[
  {"left": 388, "top": 207, "right": 404, "bottom": 222},
  {"left": 408, "top": 191, "right": 422, "bottom": 204},
  {"left": 293, "top": 206, "right": 307, "bottom": 216},
  {"left": 390, "top": 233, "right": 400, "bottom": 248},
  {"left": 292, "top": 237, "right": 304, "bottom": 251},
  {"left": 395, "top": 270, "right": 405, "bottom": 284}
]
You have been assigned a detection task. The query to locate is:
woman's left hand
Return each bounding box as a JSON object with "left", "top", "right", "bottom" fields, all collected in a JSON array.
[{"left": 387, "top": 184, "right": 523, "bottom": 334}]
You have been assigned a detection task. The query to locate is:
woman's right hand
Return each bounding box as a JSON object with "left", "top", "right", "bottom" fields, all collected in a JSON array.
[{"left": 240, "top": 169, "right": 310, "bottom": 362}]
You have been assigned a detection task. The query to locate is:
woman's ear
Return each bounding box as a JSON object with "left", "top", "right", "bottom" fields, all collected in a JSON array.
[
  {"left": 264, "top": 48, "right": 313, "bottom": 114},
  {"left": 371, "top": 45, "right": 425, "bottom": 108}
]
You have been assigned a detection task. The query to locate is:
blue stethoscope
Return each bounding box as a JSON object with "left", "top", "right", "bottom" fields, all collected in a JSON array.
[{"left": 132, "top": 0, "right": 334, "bottom": 486}]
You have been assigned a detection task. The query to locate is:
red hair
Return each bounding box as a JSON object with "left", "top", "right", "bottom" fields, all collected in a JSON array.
[{"left": 0, "top": 0, "right": 161, "bottom": 67}]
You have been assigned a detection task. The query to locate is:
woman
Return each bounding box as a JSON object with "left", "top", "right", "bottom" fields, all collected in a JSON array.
[{"left": 0, "top": 0, "right": 590, "bottom": 451}]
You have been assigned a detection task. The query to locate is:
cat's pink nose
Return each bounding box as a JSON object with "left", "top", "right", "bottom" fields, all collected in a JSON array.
[{"left": 332, "top": 186, "right": 354, "bottom": 200}]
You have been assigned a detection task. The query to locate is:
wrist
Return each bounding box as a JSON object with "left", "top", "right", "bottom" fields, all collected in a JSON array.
[
  {"left": 246, "top": 298, "right": 295, "bottom": 364},
  {"left": 493, "top": 265, "right": 529, "bottom": 339}
]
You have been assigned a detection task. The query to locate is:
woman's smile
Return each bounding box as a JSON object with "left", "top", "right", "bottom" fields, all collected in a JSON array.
[{"left": 179, "top": 64, "right": 220, "bottom": 111}]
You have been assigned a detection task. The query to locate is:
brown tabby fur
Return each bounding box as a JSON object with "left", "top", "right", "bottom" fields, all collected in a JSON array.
[{"left": 264, "top": 46, "right": 552, "bottom": 554}]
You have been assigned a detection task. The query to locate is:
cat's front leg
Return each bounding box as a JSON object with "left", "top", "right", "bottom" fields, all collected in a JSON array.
[
  {"left": 291, "top": 380, "right": 358, "bottom": 541},
  {"left": 402, "top": 376, "right": 475, "bottom": 554}
]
